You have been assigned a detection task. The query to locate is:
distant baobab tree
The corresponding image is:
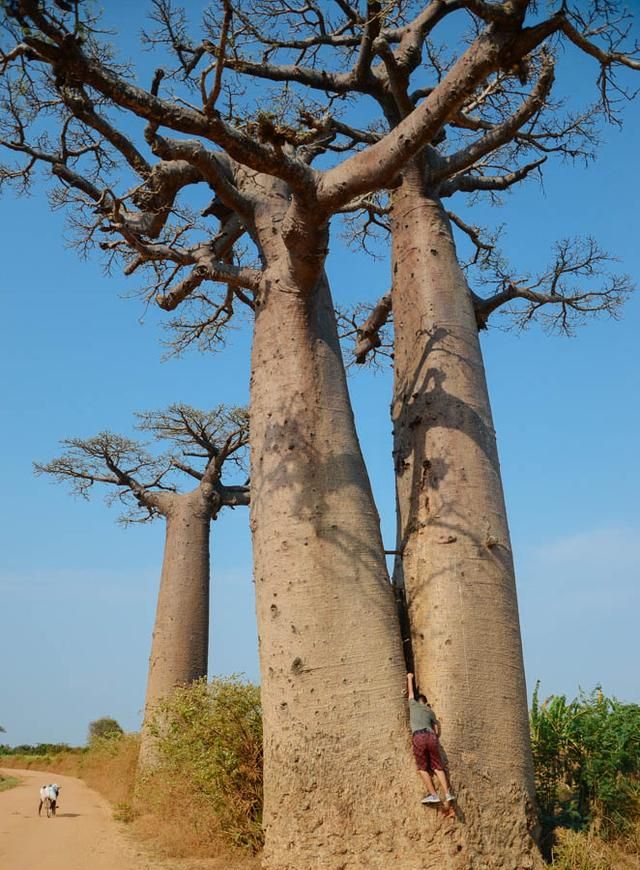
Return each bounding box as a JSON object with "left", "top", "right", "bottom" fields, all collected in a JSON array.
[{"left": 36, "top": 404, "right": 249, "bottom": 763}]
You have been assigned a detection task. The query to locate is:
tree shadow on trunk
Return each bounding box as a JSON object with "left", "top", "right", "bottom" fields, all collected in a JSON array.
[{"left": 394, "top": 323, "right": 505, "bottom": 560}]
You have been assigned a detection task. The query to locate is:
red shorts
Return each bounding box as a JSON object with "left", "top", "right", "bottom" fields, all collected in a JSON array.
[{"left": 412, "top": 729, "right": 444, "bottom": 772}]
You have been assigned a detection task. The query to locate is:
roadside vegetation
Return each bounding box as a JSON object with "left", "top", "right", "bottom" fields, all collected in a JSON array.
[
  {"left": 0, "top": 774, "right": 19, "bottom": 793},
  {"left": 0, "top": 676, "right": 261, "bottom": 867},
  {"left": 531, "top": 685, "right": 640, "bottom": 870},
  {"left": 2, "top": 680, "right": 637, "bottom": 869}
]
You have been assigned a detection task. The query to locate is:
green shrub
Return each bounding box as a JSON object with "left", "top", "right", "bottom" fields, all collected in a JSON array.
[
  {"left": 531, "top": 683, "right": 640, "bottom": 844},
  {"left": 143, "top": 676, "right": 263, "bottom": 852},
  {"left": 88, "top": 717, "right": 124, "bottom": 744},
  {"left": 0, "top": 775, "right": 19, "bottom": 793}
]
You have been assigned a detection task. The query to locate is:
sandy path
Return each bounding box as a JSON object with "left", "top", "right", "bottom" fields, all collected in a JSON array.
[{"left": 0, "top": 767, "right": 181, "bottom": 870}]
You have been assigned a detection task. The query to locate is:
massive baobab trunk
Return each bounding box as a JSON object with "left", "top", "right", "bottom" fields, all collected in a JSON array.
[
  {"left": 139, "top": 490, "right": 211, "bottom": 766},
  {"left": 248, "top": 182, "right": 452, "bottom": 867},
  {"left": 390, "top": 161, "right": 541, "bottom": 868}
]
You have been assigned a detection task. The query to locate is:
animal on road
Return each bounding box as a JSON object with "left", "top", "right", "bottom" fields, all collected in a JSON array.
[{"left": 38, "top": 784, "right": 60, "bottom": 817}]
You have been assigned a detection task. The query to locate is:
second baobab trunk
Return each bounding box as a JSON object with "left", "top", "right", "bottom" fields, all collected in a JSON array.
[
  {"left": 139, "top": 488, "right": 212, "bottom": 767},
  {"left": 390, "top": 164, "right": 540, "bottom": 868}
]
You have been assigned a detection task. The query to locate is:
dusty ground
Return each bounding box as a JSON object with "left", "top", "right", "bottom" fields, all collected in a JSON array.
[{"left": 0, "top": 768, "right": 257, "bottom": 870}]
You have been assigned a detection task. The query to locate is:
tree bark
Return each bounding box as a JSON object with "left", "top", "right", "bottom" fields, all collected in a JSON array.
[
  {"left": 139, "top": 490, "right": 211, "bottom": 766},
  {"left": 248, "top": 184, "right": 452, "bottom": 864},
  {"left": 390, "top": 159, "right": 543, "bottom": 868}
]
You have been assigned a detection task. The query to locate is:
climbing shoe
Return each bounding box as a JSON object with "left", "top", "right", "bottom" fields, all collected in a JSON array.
[{"left": 421, "top": 794, "right": 441, "bottom": 804}]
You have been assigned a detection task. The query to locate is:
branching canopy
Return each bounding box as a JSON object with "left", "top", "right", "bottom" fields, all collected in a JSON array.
[
  {"left": 1, "top": 0, "right": 637, "bottom": 355},
  {"left": 35, "top": 403, "right": 250, "bottom": 522}
]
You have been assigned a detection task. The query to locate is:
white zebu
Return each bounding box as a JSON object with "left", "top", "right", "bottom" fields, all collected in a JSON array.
[{"left": 38, "top": 784, "right": 60, "bottom": 817}]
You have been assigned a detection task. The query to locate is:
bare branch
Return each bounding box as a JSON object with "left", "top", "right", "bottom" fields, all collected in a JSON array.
[
  {"left": 16, "top": 15, "right": 316, "bottom": 195},
  {"left": 317, "top": 18, "right": 561, "bottom": 210},
  {"left": 146, "top": 133, "right": 255, "bottom": 221},
  {"left": 219, "top": 484, "right": 250, "bottom": 507},
  {"left": 352, "top": 291, "right": 392, "bottom": 363},
  {"left": 36, "top": 402, "right": 250, "bottom": 524},
  {"left": 58, "top": 84, "right": 150, "bottom": 176},
  {"left": 473, "top": 237, "right": 634, "bottom": 332},
  {"left": 440, "top": 156, "right": 546, "bottom": 195},
  {"left": 558, "top": 14, "right": 640, "bottom": 72},
  {"left": 203, "top": 0, "right": 232, "bottom": 114},
  {"left": 446, "top": 210, "right": 495, "bottom": 265},
  {"left": 457, "top": 1, "right": 509, "bottom": 24},
  {"left": 431, "top": 54, "right": 555, "bottom": 184},
  {"left": 354, "top": 1, "right": 383, "bottom": 85},
  {"left": 34, "top": 432, "right": 171, "bottom": 521}
]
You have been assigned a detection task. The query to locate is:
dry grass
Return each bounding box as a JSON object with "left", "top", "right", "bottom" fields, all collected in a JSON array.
[
  {"left": 133, "top": 771, "right": 258, "bottom": 867},
  {"left": 81, "top": 734, "right": 140, "bottom": 807},
  {"left": 552, "top": 825, "right": 640, "bottom": 870}
]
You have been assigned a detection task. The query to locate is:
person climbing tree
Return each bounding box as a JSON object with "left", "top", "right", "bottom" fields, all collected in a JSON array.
[{"left": 407, "top": 673, "right": 455, "bottom": 806}]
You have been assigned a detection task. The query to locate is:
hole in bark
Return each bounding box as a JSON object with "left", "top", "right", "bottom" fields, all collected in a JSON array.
[
  {"left": 291, "top": 657, "right": 304, "bottom": 674},
  {"left": 430, "top": 248, "right": 438, "bottom": 256},
  {"left": 270, "top": 604, "right": 279, "bottom": 617}
]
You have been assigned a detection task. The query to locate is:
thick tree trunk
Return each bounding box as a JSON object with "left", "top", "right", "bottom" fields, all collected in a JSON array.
[
  {"left": 139, "top": 490, "right": 211, "bottom": 766},
  {"left": 390, "top": 161, "right": 542, "bottom": 868},
  {"left": 250, "top": 256, "right": 449, "bottom": 868}
]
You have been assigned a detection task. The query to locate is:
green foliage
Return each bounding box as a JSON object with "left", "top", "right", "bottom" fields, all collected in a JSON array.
[
  {"left": 88, "top": 717, "right": 124, "bottom": 744},
  {"left": 145, "top": 676, "right": 263, "bottom": 852},
  {"left": 531, "top": 683, "right": 640, "bottom": 843},
  {"left": 0, "top": 742, "right": 74, "bottom": 756},
  {"left": 0, "top": 775, "right": 19, "bottom": 793}
]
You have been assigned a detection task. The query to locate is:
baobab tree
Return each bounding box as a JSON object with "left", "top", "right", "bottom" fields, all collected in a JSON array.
[
  {"left": 192, "top": 1, "right": 637, "bottom": 861},
  {"left": 2, "top": 1, "right": 638, "bottom": 867},
  {"left": 35, "top": 403, "right": 249, "bottom": 763}
]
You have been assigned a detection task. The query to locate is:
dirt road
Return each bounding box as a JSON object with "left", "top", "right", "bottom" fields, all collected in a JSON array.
[{"left": 0, "top": 767, "right": 181, "bottom": 870}]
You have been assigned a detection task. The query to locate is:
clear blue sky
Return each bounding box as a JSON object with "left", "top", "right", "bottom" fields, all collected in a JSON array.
[{"left": 0, "top": 3, "right": 638, "bottom": 746}]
